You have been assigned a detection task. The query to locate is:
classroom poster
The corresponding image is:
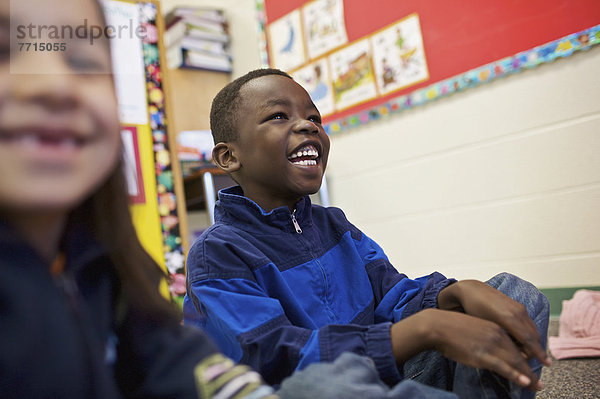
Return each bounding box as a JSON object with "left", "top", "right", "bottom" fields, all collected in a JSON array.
[
  {"left": 101, "top": 0, "right": 149, "bottom": 125},
  {"left": 329, "top": 38, "right": 377, "bottom": 110},
  {"left": 371, "top": 14, "right": 429, "bottom": 96},
  {"left": 267, "top": 9, "right": 305, "bottom": 71},
  {"left": 292, "top": 58, "right": 335, "bottom": 116},
  {"left": 302, "top": 0, "right": 348, "bottom": 59}
]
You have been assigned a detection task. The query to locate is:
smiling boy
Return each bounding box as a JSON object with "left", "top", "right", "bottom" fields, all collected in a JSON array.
[
  {"left": 183, "top": 69, "right": 550, "bottom": 397},
  {"left": 209, "top": 69, "right": 329, "bottom": 212}
]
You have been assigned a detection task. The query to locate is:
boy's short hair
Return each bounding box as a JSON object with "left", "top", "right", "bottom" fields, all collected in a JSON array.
[{"left": 210, "top": 68, "right": 292, "bottom": 144}]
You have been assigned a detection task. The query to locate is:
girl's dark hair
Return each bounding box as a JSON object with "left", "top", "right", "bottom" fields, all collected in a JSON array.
[{"left": 70, "top": 159, "right": 179, "bottom": 323}]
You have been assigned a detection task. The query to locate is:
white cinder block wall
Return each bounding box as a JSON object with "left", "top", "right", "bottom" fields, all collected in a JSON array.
[
  {"left": 327, "top": 46, "right": 600, "bottom": 288},
  {"left": 161, "top": 0, "right": 600, "bottom": 289}
]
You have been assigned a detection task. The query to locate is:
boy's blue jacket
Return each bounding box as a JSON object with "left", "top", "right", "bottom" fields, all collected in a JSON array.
[{"left": 184, "top": 186, "right": 455, "bottom": 385}]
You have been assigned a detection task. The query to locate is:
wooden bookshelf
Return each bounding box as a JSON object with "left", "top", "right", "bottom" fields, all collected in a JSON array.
[
  {"left": 165, "top": 68, "right": 230, "bottom": 133},
  {"left": 160, "top": 6, "right": 233, "bottom": 244},
  {"left": 162, "top": 67, "right": 231, "bottom": 242}
]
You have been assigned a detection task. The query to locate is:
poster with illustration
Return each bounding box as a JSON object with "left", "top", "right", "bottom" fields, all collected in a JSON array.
[
  {"left": 302, "top": 0, "right": 348, "bottom": 59},
  {"left": 329, "top": 38, "right": 377, "bottom": 110},
  {"left": 292, "top": 58, "right": 335, "bottom": 116},
  {"left": 101, "top": 0, "right": 148, "bottom": 125},
  {"left": 267, "top": 9, "right": 306, "bottom": 71},
  {"left": 371, "top": 14, "right": 429, "bottom": 95}
]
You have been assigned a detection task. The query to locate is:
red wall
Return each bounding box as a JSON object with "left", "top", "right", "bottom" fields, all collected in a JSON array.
[{"left": 264, "top": 0, "right": 600, "bottom": 121}]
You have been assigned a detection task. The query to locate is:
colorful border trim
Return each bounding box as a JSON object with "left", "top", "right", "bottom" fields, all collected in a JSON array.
[
  {"left": 324, "top": 24, "right": 600, "bottom": 135},
  {"left": 138, "top": 3, "right": 186, "bottom": 296}
]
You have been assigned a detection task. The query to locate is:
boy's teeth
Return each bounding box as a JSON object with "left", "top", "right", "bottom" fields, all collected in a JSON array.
[
  {"left": 291, "top": 159, "right": 317, "bottom": 166},
  {"left": 289, "top": 146, "right": 319, "bottom": 159}
]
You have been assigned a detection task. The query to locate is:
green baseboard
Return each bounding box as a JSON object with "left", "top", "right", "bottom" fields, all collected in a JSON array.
[{"left": 539, "top": 286, "right": 600, "bottom": 317}]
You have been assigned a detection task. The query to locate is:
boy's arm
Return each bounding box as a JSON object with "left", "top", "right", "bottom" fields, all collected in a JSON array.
[
  {"left": 365, "top": 230, "right": 548, "bottom": 393},
  {"left": 386, "top": 279, "right": 551, "bottom": 392},
  {"left": 352, "top": 227, "right": 543, "bottom": 388},
  {"left": 388, "top": 307, "right": 544, "bottom": 391},
  {"left": 352, "top": 227, "right": 455, "bottom": 321}
]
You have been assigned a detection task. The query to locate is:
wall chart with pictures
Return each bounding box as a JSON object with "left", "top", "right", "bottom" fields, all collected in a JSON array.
[{"left": 260, "top": 0, "right": 600, "bottom": 134}]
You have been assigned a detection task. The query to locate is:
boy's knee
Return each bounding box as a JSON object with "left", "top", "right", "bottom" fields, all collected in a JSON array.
[
  {"left": 486, "top": 272, "right": 522, "bottom": 290},
  {"left": 486, "top": 272, "right": 549, "bottom": 318},
  {"left": 486, "top": 272, "right": 538, "bottom": 296}
]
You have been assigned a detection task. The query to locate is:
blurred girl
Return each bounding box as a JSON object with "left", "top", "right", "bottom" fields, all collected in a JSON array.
[{"left": 0, "top": 0, "right": 276, "bottom": 397}]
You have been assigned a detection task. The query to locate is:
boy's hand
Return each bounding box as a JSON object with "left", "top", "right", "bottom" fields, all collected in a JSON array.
[
  {"left": 437, "top": 280, "right": 550, "bottom": 369},
  {"left": 390, "top": 309, "right": 544, "bottom": 392}
]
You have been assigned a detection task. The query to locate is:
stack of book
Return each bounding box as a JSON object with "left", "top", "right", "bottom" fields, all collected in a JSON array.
[
  {"left": 163, "top": 12, "right": 186, "bottom": 69},
  {"left": 164, "top": 7, "right": 232, "bottom": 73}
]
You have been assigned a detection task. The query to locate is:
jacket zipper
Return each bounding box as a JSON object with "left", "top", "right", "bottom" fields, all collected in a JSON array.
[
  {"left": 291, "top": 209, "right": 302, "bottom": 234},
  {"left": 55, "top": 272, "right": 81, "bottom": 311},
  {"left": 54, "top": 272, "right": 98, "bottom": 397}
]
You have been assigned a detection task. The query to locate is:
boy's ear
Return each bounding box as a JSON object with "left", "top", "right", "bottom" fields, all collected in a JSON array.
[{"left": 212, "top": 142, "right": 241, "bottom": 173}]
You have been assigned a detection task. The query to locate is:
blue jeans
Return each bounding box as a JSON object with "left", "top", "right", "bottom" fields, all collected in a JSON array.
[
  {"left": 278, "top": 352, "right": 458, "bottom": 399},
  {"left": 403, "top": 273, "right": 550, "bottom": 399}
]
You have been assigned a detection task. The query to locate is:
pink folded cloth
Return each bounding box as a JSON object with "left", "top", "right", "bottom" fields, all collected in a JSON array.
[{"left": 548, "top": 289, "right": 600, "bottom": 359}]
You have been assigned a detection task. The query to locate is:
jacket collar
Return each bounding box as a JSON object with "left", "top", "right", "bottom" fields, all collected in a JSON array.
[{"left": 214, "top": 186, "right": 313, "bottom": 233}]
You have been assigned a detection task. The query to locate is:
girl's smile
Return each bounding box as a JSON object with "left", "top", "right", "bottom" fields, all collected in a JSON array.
[
  {"left": 0, "top": 125, "right": 94, "bottom": 166},
  {"left": 0, "top": 0, "right": 120, "bottom": 214}
]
